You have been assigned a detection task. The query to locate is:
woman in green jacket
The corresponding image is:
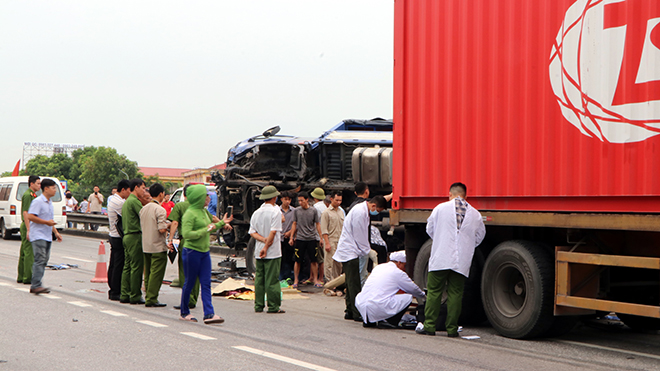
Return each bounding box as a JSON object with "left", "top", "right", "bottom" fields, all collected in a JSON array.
[{"left": 179, "top": 184, "right": 232, "bottom": 323}]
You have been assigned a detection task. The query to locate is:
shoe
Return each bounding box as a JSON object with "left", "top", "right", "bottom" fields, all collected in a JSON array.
[
  {"left": 23, "top": 281, "right": 32, "bottom": 285},
  {"left": 363, "top": 322, "right": 377, "bottom": 328},
  {"left": 16, "top": 280, "right": 22, "bottom": 284},
  {"left": 415, "top": 327, "right": 436, "bottom": 336},
  {"left": 130, "top": 299, "right": 146, "bottom": 305},
  {"left": 267, "top": 309, "right": 286, "bottom": 314},
  {"left": 119, "top": 298, "right": 130, "bottom": 304},
  {"left": 203, "top": 314, "right": 225, "bottom": 324},
  {"left": 29, "top": 287, "right": 50, "bottom": 295},
  {"left": 377, "top": 321, "right": 398, "bottom": 329},
  {"left": 255, "top": 308, "right": 264, "bottom": 313},
  {"left": 353, "top": 316, "right": 364, "bottom": 322},
  {"left": 109, "top": 295, "right": 120, "bottom": 301},
  {"left": 173, "top": 304, "right": 196, "bottom": 310},
  {"left": 344, "top": 312, "right": 354, "bottom": 320},
  {"left": 145, "top": 302, "right": 167, "bottom": 307},
  {"left": 447, "top": 333, "right": 459, "bottom": 338}
]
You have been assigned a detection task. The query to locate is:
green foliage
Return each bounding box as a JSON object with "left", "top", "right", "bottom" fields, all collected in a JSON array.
[{"left": 20, "top": 146, "right": 142, "bottom": 204}]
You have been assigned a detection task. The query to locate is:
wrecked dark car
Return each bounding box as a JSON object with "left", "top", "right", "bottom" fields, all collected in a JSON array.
[{"left": 212, "top": 118, "right": 395, "bottom": 271}]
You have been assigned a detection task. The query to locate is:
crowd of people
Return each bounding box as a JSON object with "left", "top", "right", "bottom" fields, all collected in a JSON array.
[{"left": 18, "top": 175, "right": 486, "bottom": 337}]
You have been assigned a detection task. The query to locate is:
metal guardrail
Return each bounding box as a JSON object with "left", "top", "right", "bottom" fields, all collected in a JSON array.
[{"left": 65, "top": 212, "right": 109, "bottom": 228}]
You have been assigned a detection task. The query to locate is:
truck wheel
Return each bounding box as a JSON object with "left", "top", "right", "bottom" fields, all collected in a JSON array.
[
  {"left": 618, "top": 314, "right": 660, "bottom": 331},
  {"left": 481, "top": 240, "right": 554, "bottom": 339},
  {"left": 413, "top": 239, "right": 487, "bottom": 325},
  {"left": 1, "top": 219, "right": 10, "bottom": 240},
  {"left": 246, "top": 237, "right": 257, "bottom": 274}
]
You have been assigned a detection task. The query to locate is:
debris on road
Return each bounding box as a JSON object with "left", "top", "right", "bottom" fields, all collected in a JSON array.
[{"left": 47, "top": 263, "right": 79, "bottom": 270}]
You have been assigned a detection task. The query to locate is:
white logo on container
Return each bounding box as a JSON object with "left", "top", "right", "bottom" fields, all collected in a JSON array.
[{"left": 549, "top": 0, "right": 660, "bottom": 143}]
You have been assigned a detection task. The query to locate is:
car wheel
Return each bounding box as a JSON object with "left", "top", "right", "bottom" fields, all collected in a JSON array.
[{"left": 481, "top": 240, "right": 555, "bottom": 339}]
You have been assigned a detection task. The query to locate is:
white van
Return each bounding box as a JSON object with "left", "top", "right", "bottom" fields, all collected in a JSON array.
[{"left": 0, "top": 176, "right": 67, "bottom": 239}]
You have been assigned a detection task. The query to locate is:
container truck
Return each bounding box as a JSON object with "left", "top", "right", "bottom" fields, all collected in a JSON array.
[{"left": 391, "top": 0, "right": 660, "bottom": 338}]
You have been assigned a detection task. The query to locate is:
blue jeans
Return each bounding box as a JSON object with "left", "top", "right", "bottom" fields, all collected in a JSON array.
[
  {"left": 180, "top": 248, "right": 214, "bottom": 318},
  {"left": 31, "top": 239, "right": 52, "bottom": 289}
]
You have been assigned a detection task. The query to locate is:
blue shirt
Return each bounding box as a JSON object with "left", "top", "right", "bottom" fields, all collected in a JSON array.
[
  {"left": 28, "top": 194, "right": 54, "bottom": 242},
  {"left": 207, "top": 193, "right": 218, "bottom": 217}
]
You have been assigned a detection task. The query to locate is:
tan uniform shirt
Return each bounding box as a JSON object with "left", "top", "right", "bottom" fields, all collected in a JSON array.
[
  {"left": 88, "top": 192, "right": 104, "bottom": 212},
  {"left": 321, "top": 205, "right": 344, "bottom": 243},
  {"left": 139, "top": 201, "right": 168, "bottom": 253}
]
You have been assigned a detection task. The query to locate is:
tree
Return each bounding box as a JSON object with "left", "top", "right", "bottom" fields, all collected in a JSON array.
[{"left": 20, "top": 146, "right": 142, "bottom": 204}]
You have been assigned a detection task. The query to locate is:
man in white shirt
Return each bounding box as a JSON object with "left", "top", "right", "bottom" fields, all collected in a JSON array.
[
  {"left": 333, "top": 195, "right": 387, "bottom": 322},
  {"left": 417, "top": 183, "right": 486, "bottom": 337},
  {"left": 64, "top": 190, "right": 78, "bottom": 228},
  {"left": 356, "top": 251, "right": 425, "bottom": 329},
  {"left": 88, "top": 185, "right": 104, "bottom": 231},
  {"left": 311, "top": 188, "right": 327, "bottom": 283},
  {"left": 107, "top": 180, "right": 130, "bottom": 301},
  {"left": 249, "top": 186, "right": 284, "bottom": 314}
]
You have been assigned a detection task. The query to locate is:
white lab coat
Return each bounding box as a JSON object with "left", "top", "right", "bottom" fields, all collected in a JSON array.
[
  {"left": 426, "top": 199, "right": 486, "bottom": 277},
  {"left": 356, "top": 262, "right": 425, "bottom": 322},
  {"left": 333, "top": 202, "right": 371, "bottom": 263}
]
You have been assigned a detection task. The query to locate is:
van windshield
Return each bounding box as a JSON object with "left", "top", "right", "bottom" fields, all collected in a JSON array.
[{"left": 16, "top": 182, "right": 63, "bottom": 202}]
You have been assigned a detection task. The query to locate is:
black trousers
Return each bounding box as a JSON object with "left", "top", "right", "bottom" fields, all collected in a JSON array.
[
  {"left": 342, "top": 258, "right": 362, "bottom": 319},
  {"left": 107, "top": 236, "right": 125, "bottom": 298}
]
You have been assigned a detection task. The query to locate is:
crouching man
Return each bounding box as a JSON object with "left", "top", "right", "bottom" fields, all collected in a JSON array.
[{"left": 356, "top": 251, "right": 425, "bottom": 329}]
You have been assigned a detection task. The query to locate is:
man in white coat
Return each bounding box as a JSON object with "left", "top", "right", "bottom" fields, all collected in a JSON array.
[
  {"left": 356, "top": 251, "right": 425, "bottom": 329},
  {"left": 334, "top": 195, "right": 387, "bottom": 322},
  {"left": 417, "top": 183, "right": 485, "bottom": 337}
]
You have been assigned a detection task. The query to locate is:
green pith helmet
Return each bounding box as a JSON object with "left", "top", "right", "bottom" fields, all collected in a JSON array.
[{"left": 259, "top": 185, "right": 281, "bottom": 200}]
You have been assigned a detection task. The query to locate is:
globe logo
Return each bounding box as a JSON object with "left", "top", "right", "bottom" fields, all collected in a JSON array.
[{"left": 549, "top": 0, "right": 660, "bottom": 143}]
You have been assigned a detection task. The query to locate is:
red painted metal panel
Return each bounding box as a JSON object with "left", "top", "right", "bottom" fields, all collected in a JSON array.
[{"left": 393, "top": 0, "right": 660, "bottom": 213}]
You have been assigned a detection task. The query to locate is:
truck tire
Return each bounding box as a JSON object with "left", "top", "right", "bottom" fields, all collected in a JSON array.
[
  {"left": 413, "top": 239, "right": 487, "bottom": 325},
  {"left": 618, "top": 314, "right": 660, "bottom": 331},
  {"left": 1, "top": 219, "right": 10, "bottom": 240},
  {"left": 246, "top": 237, "right": 257, "bottom": 274},
  {"left": 481, "top": 240, "right": 554, "bottom": 339}
]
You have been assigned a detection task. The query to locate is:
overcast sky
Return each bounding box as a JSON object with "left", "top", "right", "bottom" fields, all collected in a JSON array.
[{"left": 0, "top": 1, "right": 394, "bottom": 173}]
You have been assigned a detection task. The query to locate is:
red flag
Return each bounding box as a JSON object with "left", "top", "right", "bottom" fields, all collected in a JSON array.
[{"left": 11, "top": 159, "right": 20, "bottom": 176}]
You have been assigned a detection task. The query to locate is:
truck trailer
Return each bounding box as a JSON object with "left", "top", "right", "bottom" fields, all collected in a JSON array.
[{"left": 391, "top": 0, "right": 660, "bottom": 338}]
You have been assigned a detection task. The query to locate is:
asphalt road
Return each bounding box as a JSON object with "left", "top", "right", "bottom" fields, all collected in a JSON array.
[{"left": 1, "top": 235, "right": 659, "bottom": 371}]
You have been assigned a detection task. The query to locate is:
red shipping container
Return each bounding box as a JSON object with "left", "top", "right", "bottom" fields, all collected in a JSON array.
[{"left": 393, "top": 0, "right": 660, "bottom": 213}]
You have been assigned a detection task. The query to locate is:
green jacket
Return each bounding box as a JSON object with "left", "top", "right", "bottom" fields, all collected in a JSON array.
[
  {"left": 181, "top": 185, "right": 224, "bottom": 252},
  {"left": 122, "top": 193, "right": 143, "bottom": 235}
]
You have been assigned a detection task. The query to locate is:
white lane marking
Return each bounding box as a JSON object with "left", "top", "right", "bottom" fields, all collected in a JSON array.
[
  {"left": 44, "top": 295, "right": 61, "bottom": 299},
  {"left": 232, "top": 346, "right": 337, "bottom": 371},
  {"left": 136, "top": 320, "right": 168, "bottom": 328},
  {"left": 68, "top": 301, "right": 93, "bottom": 307},
  {"left": 0, "top": 282, "right": 13, "bottom": 286},
  {"left": 100, "top": 310, "right": 128, "bottom": 317},
  {"left": 556, "top": 340, "right": 660, "bottom": 361},
  {"left": 61, "top": 256, "right": 94, "bottom": 263},
  {"left": 14, "top": 287, "right": 30, "bottom": 293},
  {"left": 181, "top": 332, "right": 216, "bottom": 340}
]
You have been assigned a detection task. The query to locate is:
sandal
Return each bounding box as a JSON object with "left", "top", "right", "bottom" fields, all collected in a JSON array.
[
  {"left": 204, "top": 314, "right": 225, "bottom": 324},
  {"left": 292, "top": 283, "right": 298, "bottom": 289},
  {"left": 323, "top": 289, "right": 337, "bottom": 296},
  {"left": 267, "top": 309, "right": 286, "bottom": 314},
  {"left": 303, "top": 279, "right": 313, "bottom": 285},
  {"left": 314, "top": 283, "right": 324, "bottom": 288},
  {"left": 179, "top": 314, "right": 198, "bottom": 322},
  {"left": 335, "top": 290, "right": 344, "bottom": 297}
]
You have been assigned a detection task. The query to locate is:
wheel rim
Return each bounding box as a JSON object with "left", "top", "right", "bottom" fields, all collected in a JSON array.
[{"left": 492, "top": 263, "right": 528, "bottom": 318}]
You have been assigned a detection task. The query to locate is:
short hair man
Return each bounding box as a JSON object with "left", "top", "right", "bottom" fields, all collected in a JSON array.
[
  {"left": 249, "top": 186, "right": 284, "bottom": 313},
  {"left": 27, "top": 178, "right": 63, "bottom": 294},
  {"left": 107, "top": 179, "right": 130, "bottom": 301},
  {"left": 333, "top": 195, "right": 387, "bottom": 321},
  {"left": 17, "top": 175, "right": 40, "bottom": 285},
  {"left": 279, "top": 191, "right": 296, "bottom": 282},
  {"left": 417, "top": 183, "right": 486, "bottom": 337},
  {"left": 310, "top": 187, "right": 327, "bottom": 282},
  {"left": 289, "top": 192, "right": 324, "bottom": 288},
  {"left": 140, "top": 183, "right": 171, "bottom": 307},
  {"left": 64, "top": 190, "right": 78, "bottom": 228},
  {"left": 356, "top": 251, "right": 425, "bottom": 328},
  {"left": 321, "top": 190, "right": 344, "bottom": 283},
  {"left": 120, "top": 178, "right": 147, "bottom": 304},
  {"left": 79, "top": 197, "right": 89, "bottom": 213},
  {"left": 87, "top": 185, "right": 104, "bottom": 231}
]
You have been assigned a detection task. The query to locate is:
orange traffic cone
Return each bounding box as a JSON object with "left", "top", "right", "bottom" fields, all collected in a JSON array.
[{"left": 91, "top": 241, "right": 108, "bottom": 283}]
